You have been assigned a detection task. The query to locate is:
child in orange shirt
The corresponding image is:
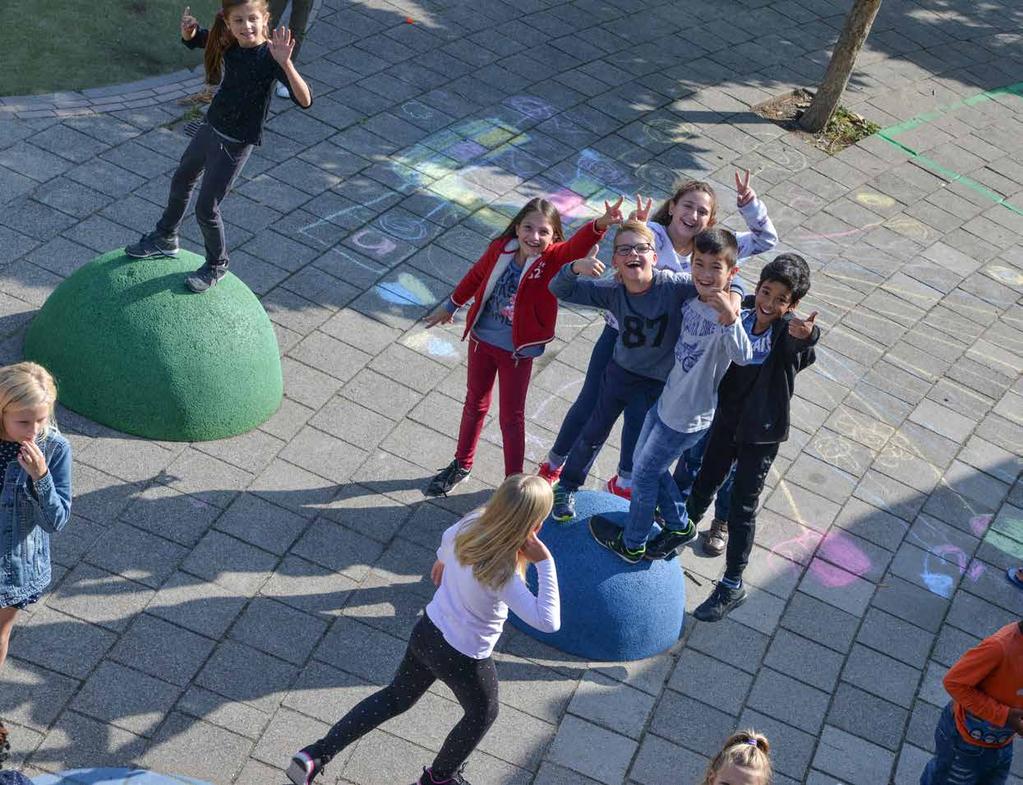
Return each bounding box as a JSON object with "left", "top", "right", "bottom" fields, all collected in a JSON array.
[{"left": 920, "top": 620, "right": 1023, "bottom": 785}]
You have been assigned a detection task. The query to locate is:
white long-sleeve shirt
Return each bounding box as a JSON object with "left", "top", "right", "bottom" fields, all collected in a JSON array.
[{"left": 425, "top": 517, "right": 561, "bottom": 659}]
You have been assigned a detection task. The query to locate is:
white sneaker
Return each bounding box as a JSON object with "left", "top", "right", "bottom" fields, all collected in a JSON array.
[{"left": 275, "top": 82, "right": 291, "bottom": 99}]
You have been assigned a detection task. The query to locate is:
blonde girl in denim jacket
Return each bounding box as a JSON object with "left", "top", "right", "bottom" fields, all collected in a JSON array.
[{"left": 0, "top": 362, "right": 72, "bottom": 671}]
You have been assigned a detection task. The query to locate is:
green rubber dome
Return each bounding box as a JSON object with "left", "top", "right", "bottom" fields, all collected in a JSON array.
[{"left": 24, "top": 249, "right": 283, "bottom": 441}]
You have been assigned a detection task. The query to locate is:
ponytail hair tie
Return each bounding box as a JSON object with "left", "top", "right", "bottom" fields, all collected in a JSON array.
[
  {"left": 216, "top": 8, "right": 225, "bottom": 17},
  {"left": 744, "top": 739, "right": 759, "bottom": 747}
]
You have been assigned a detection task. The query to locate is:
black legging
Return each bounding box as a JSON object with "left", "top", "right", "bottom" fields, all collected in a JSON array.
[{"left": 306, "top": 613, "right": 499, "bottom": 778}]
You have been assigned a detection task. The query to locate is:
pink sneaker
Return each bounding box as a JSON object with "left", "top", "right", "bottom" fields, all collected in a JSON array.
[
  {"left": 537, "top": 461, "right": 562, "bottom": 485},
  {"left": 606, "top": 474, "right": 632, "bottom": 500}
]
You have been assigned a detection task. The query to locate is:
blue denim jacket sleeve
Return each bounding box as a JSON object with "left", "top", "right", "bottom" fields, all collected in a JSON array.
[{"left": 27, "top": 436, "right": 72, "bottom": 534}]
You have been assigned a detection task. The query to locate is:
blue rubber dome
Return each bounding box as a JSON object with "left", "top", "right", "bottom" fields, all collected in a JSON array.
[{"left": 510, "top": 490, "right": 686, "bottom": 661}]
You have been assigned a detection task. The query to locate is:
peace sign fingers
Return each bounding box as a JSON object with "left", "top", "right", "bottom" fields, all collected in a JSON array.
[{"left": 735, "top": 168, "right": 755, "bottom": 206}]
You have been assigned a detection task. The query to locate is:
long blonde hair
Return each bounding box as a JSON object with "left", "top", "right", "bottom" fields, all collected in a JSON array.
[
  {"left": 455, "top": 475, "right": 553, "bottom": 590},
  {"left": 0, "top": 362, "right": 57, "bottom": 441},
  {"left": 701, "top": 730, "right": 772, "bottom": 785}
]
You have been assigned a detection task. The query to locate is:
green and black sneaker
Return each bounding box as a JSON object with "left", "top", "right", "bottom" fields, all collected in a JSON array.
[{"left": 589, "top": 515, "right": 645, "bottom": 564}]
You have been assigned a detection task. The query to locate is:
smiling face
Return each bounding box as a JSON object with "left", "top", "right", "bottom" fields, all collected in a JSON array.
[
  {"left": 2, "top": 403, "right": 50, "bottom": 443},
  {"left": 710, "top": 763, "right": 763, "bottom": 785},
  {"left": 226, "top": 2, "right": 270, "bottom": 46},
  {"left": 691, "top": 249, "right": 737, "bottom": 299},
  {"left": 753, "top": 279, "right": 797, "bottom": 331},
  {"left": 612, "top": 230, "right": 658, "bottom": 292},
  {"left": 514, "top": 211, "right": 556, "bottom": 262},
  {"left": 667, "top": 189, "right": 714, "bottom": 250}
]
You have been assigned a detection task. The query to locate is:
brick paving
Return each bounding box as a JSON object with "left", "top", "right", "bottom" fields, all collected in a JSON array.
[{"left": 1, "top": 0, "right": 1022, "bottom": 783}]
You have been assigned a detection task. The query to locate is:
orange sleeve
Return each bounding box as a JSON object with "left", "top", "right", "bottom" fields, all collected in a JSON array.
[{"left": 944, "top": 635, "right": 1011, "bottom": 728}]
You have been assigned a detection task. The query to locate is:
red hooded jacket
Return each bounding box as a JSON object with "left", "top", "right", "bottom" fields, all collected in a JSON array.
[{"left": 450, "top": 220, "right": 605, "bottom": 355}]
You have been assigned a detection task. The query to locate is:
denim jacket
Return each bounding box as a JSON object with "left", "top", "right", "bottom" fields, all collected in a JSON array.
[{"left": 0, "top": 429, "right": 73, "bottom": 607}]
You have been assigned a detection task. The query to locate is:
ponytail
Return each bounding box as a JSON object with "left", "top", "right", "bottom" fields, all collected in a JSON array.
[
  {"left": 701, "top": 730, "right": 772, "bottom": 785},
  {"left": 203, "top": 9, "right": 233, "bottom": 85}
]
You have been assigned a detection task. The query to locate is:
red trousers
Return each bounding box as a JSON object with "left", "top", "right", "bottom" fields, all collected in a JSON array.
[{"left": 455, "top": 337, "right": 533, "bottom": 477}]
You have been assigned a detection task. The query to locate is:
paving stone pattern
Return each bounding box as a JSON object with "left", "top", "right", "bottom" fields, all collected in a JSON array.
[{"left": 1, "top": 0, "right": 1022, "bottom": 783}]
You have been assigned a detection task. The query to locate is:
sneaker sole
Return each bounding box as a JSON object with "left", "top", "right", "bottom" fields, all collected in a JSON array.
[
  {"left": 286, "top": 759, "right": 313, "bottom": 785},
  {"left": 645, "top": 527, "right": 698, "bottom": 561},
  {"left": 552, "top": 511, "right": 574, "bottom": 522},
  {"left": 125, "top": 246, "right": 179, "bottom": 259}
]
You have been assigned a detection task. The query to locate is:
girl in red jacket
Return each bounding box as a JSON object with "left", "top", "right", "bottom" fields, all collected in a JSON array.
[{"left": 423, "top": 197, "right": 623, "bottom": 496}]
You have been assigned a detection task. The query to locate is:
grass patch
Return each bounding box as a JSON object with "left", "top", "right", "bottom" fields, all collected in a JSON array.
[
  {"left": 754, "top": 88, "right": 881, "bottom": 154},
  {"left": 4, "top": 0, "right": 219, "bottom": 96}
]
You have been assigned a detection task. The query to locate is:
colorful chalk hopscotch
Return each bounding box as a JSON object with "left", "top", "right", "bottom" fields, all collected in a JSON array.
[{"left": 31, "top": 770, "right": 211, "bottom": 784}]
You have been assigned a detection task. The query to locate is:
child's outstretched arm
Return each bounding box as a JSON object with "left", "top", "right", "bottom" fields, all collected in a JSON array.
[
  {"left": 23, "top": 439, "right": 72, "bottom": 534},
  {"left": 544, "top": 197, "right": 623, "bottom": 268},
  {"left": 734, "top": 169, "right": 778, "bottom": 260},
  {"left": 180, "top": 5, "right": 207, "bottom": 48},
  {"left": 269, "top": 27, "right": 312, "bottom": 107},
  {"left": 548, "top": 255, "right": 616, "bottom": 309}
]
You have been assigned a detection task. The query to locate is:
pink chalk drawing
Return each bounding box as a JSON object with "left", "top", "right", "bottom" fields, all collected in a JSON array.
[
  {"left": 970, "top": 514, "right": 993, "bottom": 537},
  {"left": 818, "top": 530, "right": 872, "bottom": 579},
  {"left": 808, "top": 557, "right": 862, "bottom": 588},
  {"left": 547, "top": 188, "right": 588, "bottom": 219}
]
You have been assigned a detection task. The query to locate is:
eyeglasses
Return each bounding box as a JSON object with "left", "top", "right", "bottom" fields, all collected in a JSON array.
[{"left": 613, "top": 243, "right": 654, "bottom": 256}]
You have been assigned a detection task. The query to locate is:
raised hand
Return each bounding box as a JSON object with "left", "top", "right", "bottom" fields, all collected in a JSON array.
[
  {"left": 181, "top": 5, "right": 199, "bottom": 39},
  {"left": 572, "top": 245, "right": 605, "bottom": 277},
  {"left": 423, "top": 302, "right": 455, "bottom": 328},
  {"left": 268, "top": 26, "right": 295, "bottom": 64},
  {"left": 735, "top": 169, "right": 756, "bottom": 207},
  {"left": 596, "top": 196, "right": 625, "bottom": 230},
  {"left": 630, "top": 193, "right": 653, "bottom": 222},
  {"left": 519, "top": 530, "right": 552, "bottom": 563},
  {"left": 18, "top": 440, "right": 48, "bottom": 481},
  {"left": 788, "top": 310, "right": 818, "bottom": 340}
]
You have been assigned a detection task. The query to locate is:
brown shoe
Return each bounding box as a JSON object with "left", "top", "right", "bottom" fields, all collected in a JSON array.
[{"left": 702, "top": 518, "right": 728, "bottom": 556}]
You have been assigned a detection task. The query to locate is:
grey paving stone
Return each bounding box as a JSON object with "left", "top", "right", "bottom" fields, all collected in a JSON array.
[
  {"left": 196, "top": 639, "right": 298, "bottom": 714},
  {"left": 828, "top": 681, "right": 909, "bottom": 752},
  {"left": 856, "top": 607, "right": 935, "bottom": 669},
  {"left": 842, "top": 644, "right": 923, "bottom": 709},
  {"left": 566, "top": 670, "right": 655, "bottom": 739},
  {"left": 70, "top": 660, "right": 181, "bottom": 737},
  {"left": 141, "top": 712, "right": 253, "bottom": 783},
  {"left": 737, "top": 707, "right": 817, "bottom": 780},
  {"left": 780, "top": 592, "right": 860, "bottom": 654},
  {"left": 146, "top": 570, "right": 247, "bottom": 640},
  {"left": 764, "top": 629, "right": 845, "bottom": 693},
  {"left": 546, "top": 715, "right": 637, "bottom": 785},
  {"left": 629, "top": 733, "right": 708, "bottom": 785},
  {"left": 666, "top": 648, "right": 752, "bottom": 716},
  {"left": 812, "top": 725, "right": 896, "bottom": 785},
  {"left": 686, "top": 617, "right": 769, "bottom": 675},
  {"left": 314, "top": 617, "right": 408, "bottom": 685},
  {"left": 798, "top": 556, "right": 876, "bottom": 616},
  {"left": 16, "top": 605, "right": 116, "bottom": 680},
  {"left": 945, "top": 587, "right": 1018, "bottom": 639},
  {"left": 108, "top": 612, "right": 215, "bottom": 687},
  {"left": 230, "top": 596, "right": 329, "bottom": 666},
  {"left": 30, "top": 710, "right": 146, "bottom": 771},
  {"left": 649, "top": 690, "right": 737, "bottom": 758},
  {"left": 747, "top": 666, "right": 831, "bottom": 734},
  {"left": 83, "top": 520, "right": 187, "bottom": 589},
  {"left": 46, "top": 562, "right": 155, "bottom": 633}
]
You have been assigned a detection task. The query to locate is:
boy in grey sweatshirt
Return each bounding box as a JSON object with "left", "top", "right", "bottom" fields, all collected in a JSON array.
[
  {"left": 547, "top": 223, "right": 743, "bottom": 523},
  {"left": 590, "top": 230, "right": 752, "bottom": 564}
]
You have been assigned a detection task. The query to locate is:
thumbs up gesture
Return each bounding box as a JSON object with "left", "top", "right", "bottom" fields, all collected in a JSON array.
[
  {"left": 788, "top": 310, "right": 818, "bottom": 340},
  {"left": 571, "top": 245, "right": 605, "bottom": 277}
]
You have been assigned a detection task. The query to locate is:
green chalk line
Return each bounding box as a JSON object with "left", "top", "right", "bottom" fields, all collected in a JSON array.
[{"left": 875, "top": 82, "right": 1023, "bottom": 216}]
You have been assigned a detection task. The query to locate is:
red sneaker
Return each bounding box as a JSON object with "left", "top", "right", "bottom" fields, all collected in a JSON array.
[
  {"left": 537, "top": 461, "right": 562, "bottom": 485},
  {"left": 606, "top": 474, "right": 632, "bottom": 500}
]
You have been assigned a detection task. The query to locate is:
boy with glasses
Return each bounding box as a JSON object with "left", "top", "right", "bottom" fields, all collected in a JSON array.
[{"left": 547, "top": 222, "right": 743, "bottom": 522}]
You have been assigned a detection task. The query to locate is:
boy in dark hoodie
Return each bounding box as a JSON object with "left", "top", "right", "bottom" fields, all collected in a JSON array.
[{"left": 684, "top": 254, "right": 820, "bottom": 622}]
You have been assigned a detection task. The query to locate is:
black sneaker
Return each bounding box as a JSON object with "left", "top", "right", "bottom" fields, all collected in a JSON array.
[
  {"left": 426, "top": 459, "right": 471, "bottom": 496},
  {"left": 186, "top": 263, "right": 227, "bottom": 293},
  {"left": 286, "top": 750, "right": 324, "bottom": 785},
  {"left": 589, "top": 514, "right": 645, "bottom": 564},
  {"left": 417, "top": 766, "right": 473, "bottom": 784},
  {"left": 693, "top": 581, "right": 748, "bottom": 622},
  {"left": 644, "top": 522, "right": 698, "bottom": 561},
  {"left": 125, "top": 231, "right": 179, "bottom": 258}
]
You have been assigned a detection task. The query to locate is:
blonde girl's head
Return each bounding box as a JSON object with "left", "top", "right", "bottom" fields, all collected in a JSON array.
[
  {"left": 205, "top": 0, "right": 272, "bottom": 84},
  {"left": 702, "top": 730, "right": 772, "bottom": 785},
  {"left": 454, "top": 474, "right": 554, "bottom": 590},
  {"left": 0, "top": 362, "right": 58, "bottom": 443}
]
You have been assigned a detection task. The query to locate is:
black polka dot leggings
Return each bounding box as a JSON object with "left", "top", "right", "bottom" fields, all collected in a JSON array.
[{"left": 306, "top": 613, "right": 500, "bottom": 779}]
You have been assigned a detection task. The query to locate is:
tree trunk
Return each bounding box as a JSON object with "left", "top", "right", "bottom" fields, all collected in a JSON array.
[{"left": 799, "top": 0, "right": 883, "bottom": 133}]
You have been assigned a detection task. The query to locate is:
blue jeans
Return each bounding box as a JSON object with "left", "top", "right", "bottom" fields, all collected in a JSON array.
[
  {"left": 623, "top": 409, "right": 706, "bottom": 550},
  {"left": 674, "top": 428, "right": 733, "bottom": 521},
  {"left": 558, "top": 361, "right": 663, "bottom": 492},
  {"left": 920, "top": 703, "right": 1013, "bottom": 785},
  {"left": 549, "top": 324, "right": 644, "bottom": 478}
]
